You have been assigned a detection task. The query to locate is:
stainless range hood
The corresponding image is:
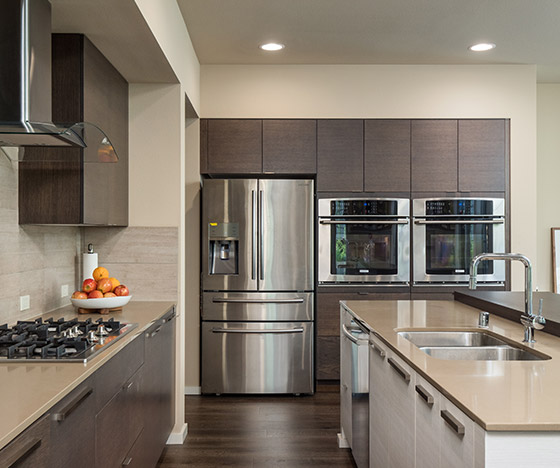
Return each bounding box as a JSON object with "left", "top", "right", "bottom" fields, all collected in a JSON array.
[{"left": 0, "top": 0, "right": 117, "bottom": 160}]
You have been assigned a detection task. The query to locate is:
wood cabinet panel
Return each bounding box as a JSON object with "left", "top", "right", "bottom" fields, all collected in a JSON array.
[
  {"left": 411, "top": 120, "right": 458, "bottom": 192},
  {"left": 207, "top": 119, "right": 262, "bottom": 174},
  {"left": 0, "top": 415, "right": 50, "bottom": 468},
  {"left": 364, "top": 120, "right": 411, "bottom": 192},
  {"left": 317, "top": 120, "right": 363, "bottom": 192},
  {"left": 316, "top": 335, "right": 340, "bottom": 380},
  {"left": 458, "top": 119, "right": 506, "bottom": 192},
  {"left": 200, "top": 118, "right": 208, "bottom": 174},
  {"left": 49, "top": 379, "right": 95, "bottom": 468},
  {"left": 369, "top": 336, "right": 390, "bottom": 468},
  {"left": 263, "top": 120, "right": 316, "bottom": 173}
]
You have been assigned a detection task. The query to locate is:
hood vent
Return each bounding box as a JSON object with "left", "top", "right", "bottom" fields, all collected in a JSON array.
[{"left": 0, "top": 0, "right": 117, "bottom": 161}]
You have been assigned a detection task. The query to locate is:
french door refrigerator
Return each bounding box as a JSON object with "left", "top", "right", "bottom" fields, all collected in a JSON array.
[{"left": 201, "top": 179, "right": 314, "bottom": 394}]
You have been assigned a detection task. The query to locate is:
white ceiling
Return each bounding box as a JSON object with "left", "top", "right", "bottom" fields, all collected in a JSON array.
[{"left": 178, "top": 0, "right": 560, "bottom": 82}]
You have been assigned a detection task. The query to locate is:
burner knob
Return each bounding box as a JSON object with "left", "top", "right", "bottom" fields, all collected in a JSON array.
[{"left": 96, "top": 324, "right": 109, "bottom": 337}]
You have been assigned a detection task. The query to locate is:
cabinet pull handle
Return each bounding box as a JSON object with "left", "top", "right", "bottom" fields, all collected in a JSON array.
[
  {"left": 123, "top": 380, "right": 134, "bottom": 391},
  {"left": 122, "top": 456, "right": 133, "bottom": 466},
  {"left": 370, "top": 343, "right": 386, "bottom": 358},
  {"left": 3, "top": 437, "right": 41, "bottom": 467},
  {"left": 415, "top": 384, "right": 434, "bottom": 407},
  {"left": 387, "top": 357, "right": 410, "bottom": 383},
  {"left": 52, "top": 387, "right": 93, "bottom": 422},
  {"left": 441, "top": 410, "right": 465, "bottom": 436}
]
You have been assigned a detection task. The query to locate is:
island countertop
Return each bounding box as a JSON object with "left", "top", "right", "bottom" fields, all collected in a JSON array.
[
  {"left": 0, "top": 301, "right": 175, "bottom": 450},
  {"left": 342, "top": 299, "right": 560, "bottom": 431}
]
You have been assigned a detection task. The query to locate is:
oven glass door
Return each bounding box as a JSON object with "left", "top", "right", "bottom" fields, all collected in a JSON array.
[
  {"left": 425, "top": 221, "right": 494, "bottom": 275},
  {"left": 331, "top": 220, "right": 398, "bottom": 276}
]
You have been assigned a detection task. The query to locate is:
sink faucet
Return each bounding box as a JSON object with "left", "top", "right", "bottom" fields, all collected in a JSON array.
[{"left": 469, "top": 253, "right": 545, "bottom": 343}]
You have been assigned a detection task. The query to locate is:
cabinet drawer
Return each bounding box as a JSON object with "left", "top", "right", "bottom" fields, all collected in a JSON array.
[
  {"left": 0, "top": 415, "right": 50, "bottom": 468},
  {"left": 94, "top": 335, "right": 144, "bottom": 412},
  {"left": 440, "top": 396, "right": 475, "bottom": 468}
]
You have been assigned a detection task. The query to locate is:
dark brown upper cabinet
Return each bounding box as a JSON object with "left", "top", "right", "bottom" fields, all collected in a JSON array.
[
  {"left": 411, "top": 120, "right": 458, "bottom": 192},
  {"left": 364, "top": 120, "right": 411, "bottom": 193},
  {"left": 317, "top": 119, "right": 363, "bottom": 192},
  {"left": 458, "top": 119, "right": 507, "bottom": 192},
  {"left": 18, "top": 34, "right": 128, "bottom": 225},
  {"left": 206, "top": 119, "right": 263, "bottom": 174},
  {"left": 262, "top": 120, "right": 316, "bottom": 174}
]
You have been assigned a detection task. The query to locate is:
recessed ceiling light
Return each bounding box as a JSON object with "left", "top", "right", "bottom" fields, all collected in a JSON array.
[
  {"left": 259, "top": 42, "right": 285, "bottom": 52},
  {"left": 468, "top": 43, "right": 496, "bottom": 52}
]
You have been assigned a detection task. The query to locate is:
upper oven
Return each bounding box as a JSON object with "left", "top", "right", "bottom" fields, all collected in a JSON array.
[
  {"left": 318, "top": 198, "right": 410, "bottom": 284},
  {"left": 413, "top": 198, "right": 506, "bottom": 284}
]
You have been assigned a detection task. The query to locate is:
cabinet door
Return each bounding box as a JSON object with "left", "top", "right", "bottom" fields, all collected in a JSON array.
[
  {"left": 364, "top": 120, "right": 411, "bottom": 192},
  {"left": 440, "top": 396, "right": 475, "bottom": 468},
  {"left": 317, "top": 120, "right": 363, "bottom": 192},
  {"left": 458, "top": 119, "right": 506, "bottom": 192},
  {"left": 263, "top": 120, "right": 316, "bottom": 174},
  {"left": 207, "top": 119, "right": 262, "bottom": 174},
  {"left": 411, "top": 120, "right": 458, "bottom": 192},
  {"left": 369, "top": 335, "right": 390, "bottom": 468},
  {"left": 50, "top": 380, "right": 95, "bottom": 468},
  {"left": 340, "top": 308, "right": 353, "bottom": 447},
  {"left": 415, "top": 374, "right": 441, "bottom": 468},
  {"left": 0, "top": 415, "right": 50, "bottom": 468},
  {"left": 386, "top": 350, "right": 416, "bottom": 468}
]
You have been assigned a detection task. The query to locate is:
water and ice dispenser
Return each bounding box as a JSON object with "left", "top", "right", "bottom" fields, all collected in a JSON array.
[{"left": 208, "top": 222, "right": 239, "bottom": 275}]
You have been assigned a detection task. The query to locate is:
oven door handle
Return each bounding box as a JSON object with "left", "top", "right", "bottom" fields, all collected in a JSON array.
[
  {"left": 319, "top": 219, "right": 409, "bottom": 225},
  {"left": 212, "top": 298, "right": 305, "bottom": 304},
  {"left": 414, "top": 219, "right": 505, "bottom": 225}
]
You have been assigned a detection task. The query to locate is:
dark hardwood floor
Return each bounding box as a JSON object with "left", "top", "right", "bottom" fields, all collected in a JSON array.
[{"left": 157, "top": 384, "right": 356, "bottom": 467}]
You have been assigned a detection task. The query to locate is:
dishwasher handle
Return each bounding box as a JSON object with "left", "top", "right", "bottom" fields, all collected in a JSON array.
[
  {"left": 342, "top": 324, "right": 368, "bottom": 344},
  {"left": 211, "top": 327, "right": 304, "bottom": 334}
]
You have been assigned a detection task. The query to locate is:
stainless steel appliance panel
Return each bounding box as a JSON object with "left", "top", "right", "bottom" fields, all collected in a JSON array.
[
  {"left": 201, "top": 321, "right": 314, "bottom": 394},
  {"left": 202, "top": 292, "right": 314, "bottom": 321},
  {"left": 259, "top": 179, "right": 314, "bottom": 291},
  {"left": 413, "top": 198, "right": 505, "bottom": 284},
  {"left": 202, "top": 179, "right": 258, "bottom": 291},
  {"left": 318, "top": 198, "right": 410, "bottom": 284}
]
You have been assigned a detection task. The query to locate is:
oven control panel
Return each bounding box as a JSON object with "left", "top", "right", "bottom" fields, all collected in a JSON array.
[
  {"left": 425, "top": 199, "right": 494, "bottom": 216},
  {"left": 331, "top": 200, "right": 397, "bottom": 216}
]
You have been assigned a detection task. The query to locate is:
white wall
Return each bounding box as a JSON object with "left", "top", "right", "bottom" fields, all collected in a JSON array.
[
  {"left": 537, "top": 84, "right": 560, "bottom": 292},
  {"left": 201, "top": 64, "right": 537, "bottom": 290}
]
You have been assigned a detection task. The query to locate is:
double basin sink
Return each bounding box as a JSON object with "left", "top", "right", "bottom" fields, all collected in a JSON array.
[{"left": 397, "top": 330, "right": 551, "bottom": 361}]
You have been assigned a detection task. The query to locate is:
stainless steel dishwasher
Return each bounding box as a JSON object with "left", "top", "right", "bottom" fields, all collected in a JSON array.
[{"left": 342, "top": 316, "right": 369, "bottom": 468}]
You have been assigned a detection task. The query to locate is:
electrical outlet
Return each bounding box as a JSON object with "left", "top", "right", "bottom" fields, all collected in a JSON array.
[
  {"left": 20, "top": 295, "right": 30, "bottom": 311},
  {"left": 61, "top": 284, "right": 69, "bottom": 298}
]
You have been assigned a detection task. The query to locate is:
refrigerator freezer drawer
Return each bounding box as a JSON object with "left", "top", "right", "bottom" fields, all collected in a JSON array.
[
  {"left": 201, "top": 321, "right": 314, "bottom": 394},
  {"left": 202, "top": 292, "right": 314, "bottom": 321}
]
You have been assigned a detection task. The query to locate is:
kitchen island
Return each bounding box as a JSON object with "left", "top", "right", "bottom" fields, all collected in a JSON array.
[
  {"left": 0, "top": 301, "right": 175, "bottom": 467},
  {"left": 342, "top": 299, "right": 560, "bottom": 468}
]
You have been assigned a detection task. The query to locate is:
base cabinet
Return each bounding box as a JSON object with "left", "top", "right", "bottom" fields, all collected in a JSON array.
[{"left": 0, "top": 415, "right": 50, "bottom": 468}]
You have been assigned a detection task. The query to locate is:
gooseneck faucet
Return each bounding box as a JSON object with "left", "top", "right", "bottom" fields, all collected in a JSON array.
[{"left": 469, "top": 253, "right": 545, "bottom": 343}]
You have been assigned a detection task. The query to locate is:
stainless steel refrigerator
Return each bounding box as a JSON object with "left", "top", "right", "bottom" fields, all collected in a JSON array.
[{"left": 201, "top": 179, "right": 314, "bottom": 394}]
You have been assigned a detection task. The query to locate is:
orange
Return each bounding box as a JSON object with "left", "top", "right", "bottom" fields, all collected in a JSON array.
[
  {"left": 109, "top": 277, "right": 120, "bottom": 292},
  {"left": 92, "top": 266, "right": 109, "bottom": 282}
]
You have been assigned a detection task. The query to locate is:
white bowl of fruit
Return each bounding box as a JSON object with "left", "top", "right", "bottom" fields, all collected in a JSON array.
[{"left": 70, "top": 267, "right": 131, "bottom": 309}]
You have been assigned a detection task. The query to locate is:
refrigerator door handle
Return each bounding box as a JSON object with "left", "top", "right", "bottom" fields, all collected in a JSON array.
[
  {"left": 252, "top": 189, "right": 257, "bottom": 280},
  {"left": 211, "top": 327, "right": 305, "bottom": 334},
  {"left": 212, "top": 298, "right": 305, "bottom": 304},
  {"left": 259, "top": 189, "right": 264, "bottom": 281}
]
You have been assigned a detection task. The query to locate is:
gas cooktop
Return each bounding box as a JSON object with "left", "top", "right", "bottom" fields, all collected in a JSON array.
[{"left": 0, "top": 317, "right": 137, "bottom": 363}]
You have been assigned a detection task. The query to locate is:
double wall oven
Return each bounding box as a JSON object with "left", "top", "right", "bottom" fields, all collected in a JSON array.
[
  {"left": 318, "top": 198, "right": 410, "bottom": 285},
  {"left": 413, "top": 198, "right": 506, "bottom": 284}
]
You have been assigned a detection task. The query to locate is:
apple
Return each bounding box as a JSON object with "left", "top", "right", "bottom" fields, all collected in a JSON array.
[
  {"left": 71, "top": 291, "right": 87, "bottom": 299},
  {"left": 97, "top": 277, "right": 113, "bottom": 294},
  {"left": 104, "top": 292, "right": 117, "bottom": 298},
  {"left": 88, "top": 290, "right": 103, "bottom": 299},
  {"left": 82, "top": 278, "right": 97, "bottom": 293},
  {"left": 114, "top": 285, "right": 129, "bottom": 297}
]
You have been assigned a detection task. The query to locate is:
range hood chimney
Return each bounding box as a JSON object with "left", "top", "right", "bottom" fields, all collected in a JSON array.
[{"left": 0, "top": 0, "right": 117, "bottom": 160}]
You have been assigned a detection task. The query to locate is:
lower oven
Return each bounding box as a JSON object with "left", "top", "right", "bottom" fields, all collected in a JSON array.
[
  {"left": 413, "top": 198, "right": 506, "bottom": 284},
  {"left": 318, "top": 198, "right": 410, "bottom": 284}
]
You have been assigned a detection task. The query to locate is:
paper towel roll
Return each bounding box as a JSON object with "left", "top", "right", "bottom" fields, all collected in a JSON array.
[{"left": 82, "top": 252, "right": 98, "bottom": 282}]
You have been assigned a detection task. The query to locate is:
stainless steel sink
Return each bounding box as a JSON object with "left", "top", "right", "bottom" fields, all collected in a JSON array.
[
  {"left": 419, "top": 345, "right": 549, "bottom": 361},
  {"left": 397, "top": 330, "right": 550, "bottom": 361},
  {"left": 397, "top": 330, "right": 508, "bottom": 348}
]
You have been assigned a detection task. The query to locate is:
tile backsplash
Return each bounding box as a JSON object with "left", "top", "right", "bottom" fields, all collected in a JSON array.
[{"left": 0, "top": 151, "right": 178, "bottom": 325}]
